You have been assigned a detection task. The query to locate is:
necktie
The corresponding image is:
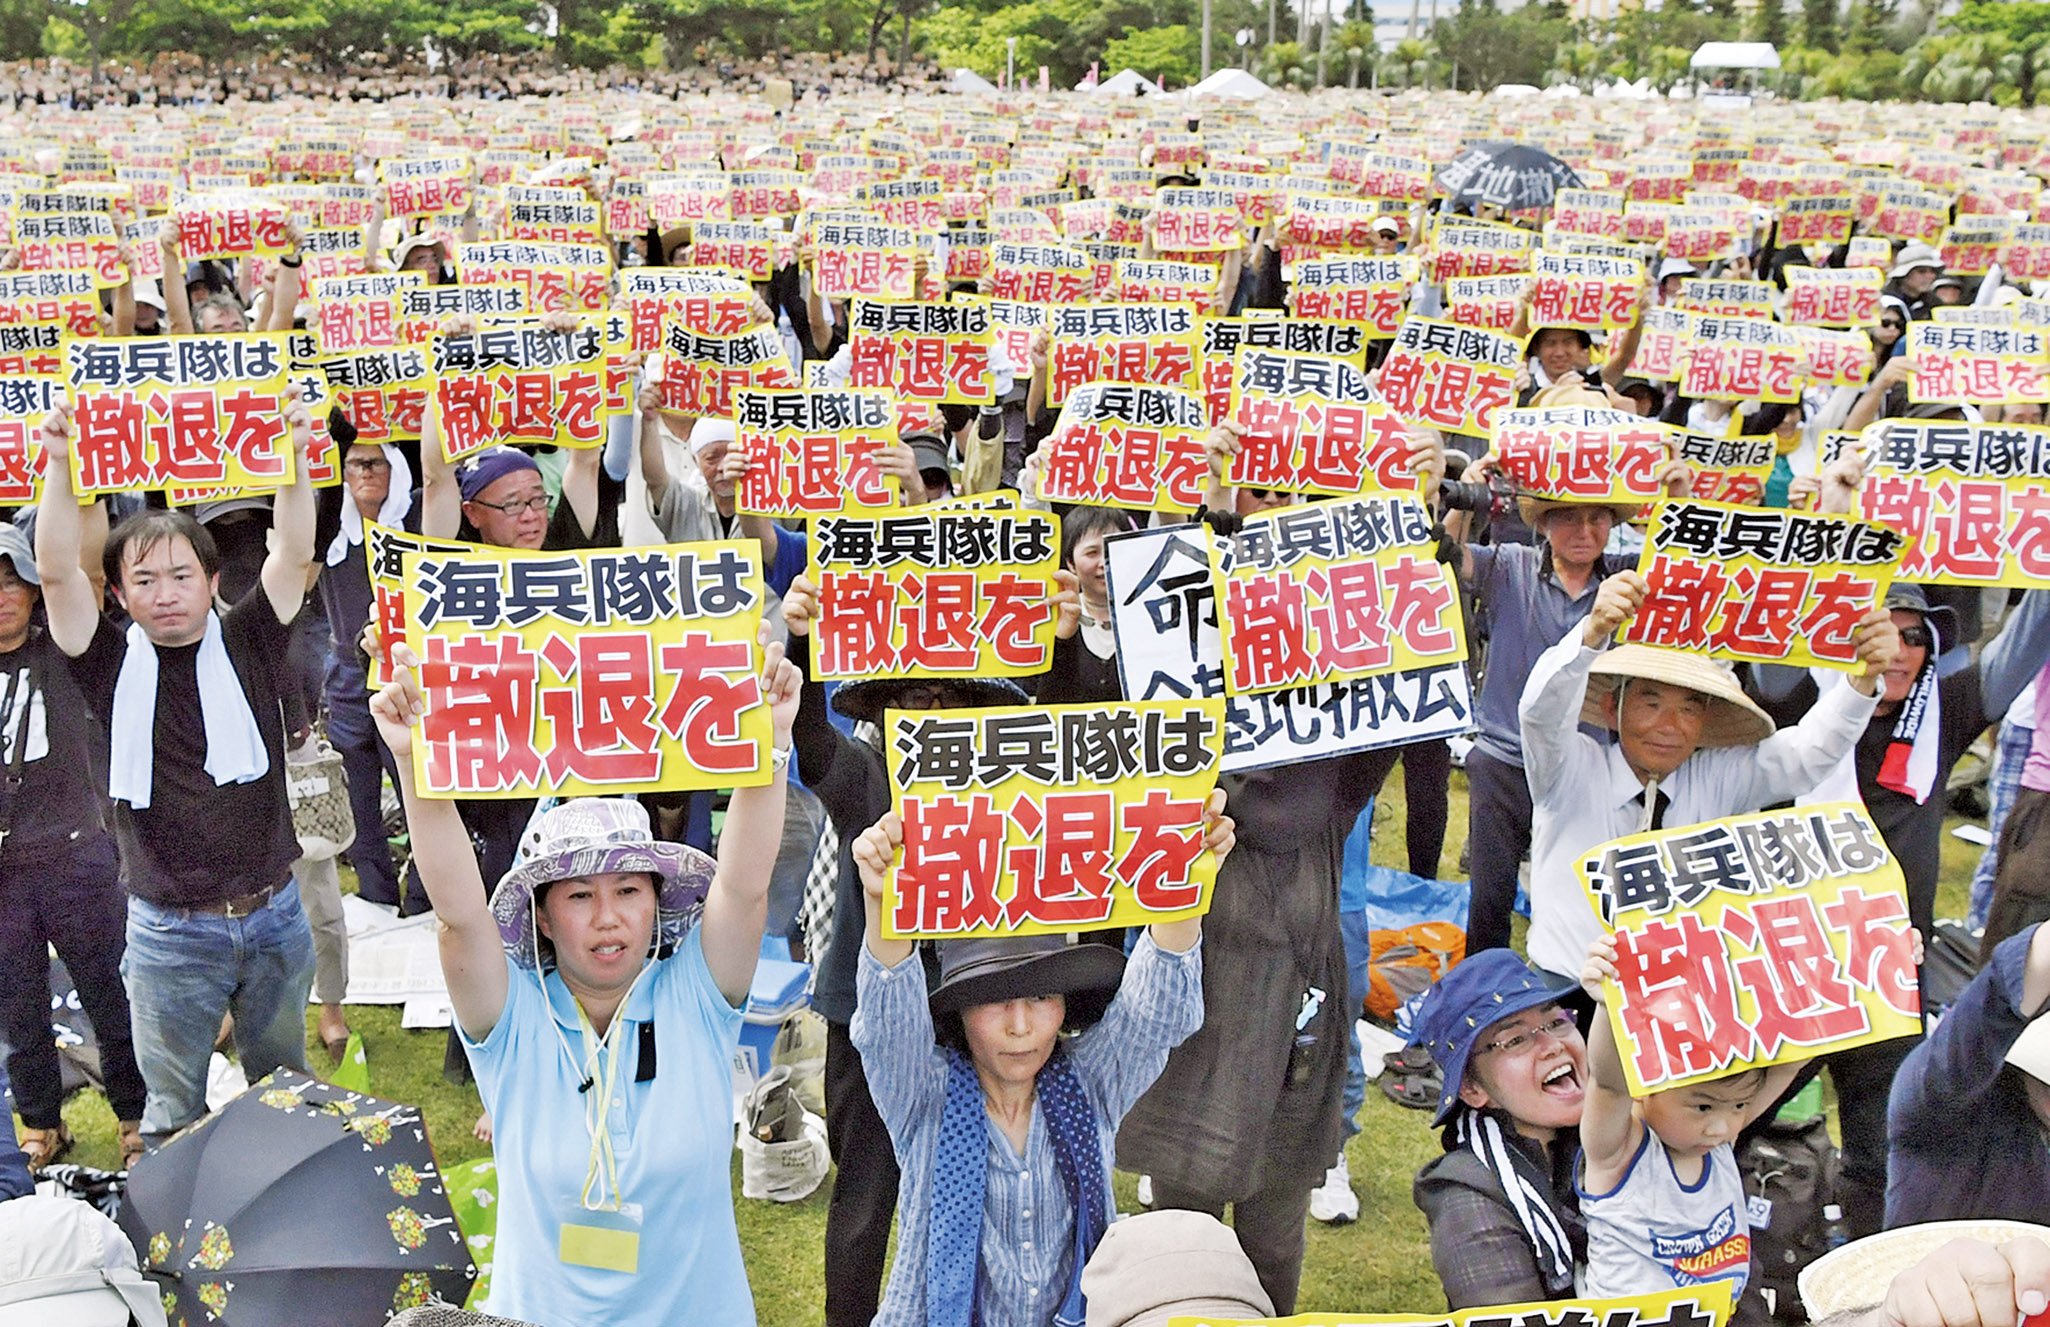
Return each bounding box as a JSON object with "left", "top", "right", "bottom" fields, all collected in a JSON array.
[{"left": 1635, "top": 786, "right": 1670, "bottom": 833}]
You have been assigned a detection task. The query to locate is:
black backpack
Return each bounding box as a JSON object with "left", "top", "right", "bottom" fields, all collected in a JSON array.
[{"left": 1738, "top": 1112, "right": 1842, "bottom": 1325}]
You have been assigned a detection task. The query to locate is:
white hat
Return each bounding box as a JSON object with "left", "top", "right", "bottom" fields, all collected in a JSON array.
[
  {"left": 1888, "top": 242, "right": 1943, "bottom": 280},
  {"left": 2007, "top": 1014, "right": 2050, "bottom": 1083},
  {"left": 0, "top": 1195, "right": 167, "bottom": 1326},
  {"left": 132, "top": 279, "right": 167, "bottom": 312},
  {"left": 1371, "top": 215, "right": 1401, "bottom": 234},
  {"left": 392, "top": 233, "right": 446, "bottom": 269},
  {"left": 1656, "top": 257, "right": 1698, "bottom": 281},
  {"left": 688, "top": 416, "right": 737, "bottom": 454}
]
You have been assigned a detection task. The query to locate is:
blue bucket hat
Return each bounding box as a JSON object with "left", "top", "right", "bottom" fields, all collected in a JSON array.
[{"left": 1409, "top": 950, "right": 1578, "bottom": 1125}]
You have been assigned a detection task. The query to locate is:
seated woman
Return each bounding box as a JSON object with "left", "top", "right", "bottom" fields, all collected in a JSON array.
[
  {"left": 368, "top": 634, "right": 799, "bottom": 1326},
  {"left": 1410, "top": 949, "right": 1590, "bottom": 1309},
  {"left": 848, "top": 797, "right": 1232, "bottom": 1326}
]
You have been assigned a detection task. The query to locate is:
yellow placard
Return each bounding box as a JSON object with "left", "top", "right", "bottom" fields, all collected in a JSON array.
[
  {"left": 1853, "top": 419, "right": 2050, "bottom": 588},
  {"left": 1675, "top": 431, "right": 1776, "bottom": 506},
  {"left": 456, "top": 241, "right": 611, "bottom": 312},
  {"left": 1908, "top": 323, "right": 2050, "bottom": 405},
  {"left": 1619, "top": 498, "right": 1904, "bottom": 671},
  {"left": 0, "top": 376, "right": 57, "bottom": 504},
  {"left": 400, "top": 540, "right": 770, "bottom": 798},
  {"left": 63, "top": 333, "right": 298, "bottom": 496},
  {"left": 733, "top": 387, "right": 899, "bottom": 518},
  {"left": 1492, "top": 406, "right": 1671, "bottom": 506},
  {"left": 1211, "top": 495, "right": 1467, "bottom": 695},
  {"left": 807, "top": 509, "right": 1062, "bottom": 681},
  {"left": 1531, "top": 252, "right": 1645, "bottom": 330},
  {"left": 1046, "top": 304, "right": 1200, "bottom": 406},
  {"left": 1784, "top": 267, "right": 1882, "bottom": 328},
  {"left": 1580, "top": 802, "right": 1922, "bottom": 1096},
  {"left": 658, "top": 320, "right": 797, "bottom": 418},
  {"left": 1376, "top": 316, "right": 1524, "bottom": 439},
  {"left": 1285, "top": 255, "right": 1410, "bottom": 336},
  {"left": 882, "top": 698, "right": 1225, "bottom": 939},
  {"left": 1038, "top": 381, "right": 1209, "bottom": 512},
  {"left": 845, "top": 299, "right": 996, "bottom": 406},
  {"left": 1225, "top": 348, "right": 1416, "bottom": 498},
  {"left": 430, "top": 317, "right": 621, "bottom": 462},
  {"left": 1169, "top": 1287, "right": 1733, "bottom": 1327}
]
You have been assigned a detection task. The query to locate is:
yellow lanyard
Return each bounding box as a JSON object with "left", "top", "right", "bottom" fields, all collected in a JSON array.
[{"left": 564, "top": 965, "right": 647, "bottom": 1213}]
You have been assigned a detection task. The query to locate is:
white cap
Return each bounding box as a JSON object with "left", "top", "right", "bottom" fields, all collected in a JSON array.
[
  {"left": 1371, "top": 215, "right": 1401, "bottom": 234},
  {"left": 132, "top": 279, "right": 167, "bottom": 312},
  {"left": 0, "top": 1195, "right": 167, "bottom": 1326},
  {"left": 1657, "top": 257, "right": 1698, "bottom": 281}
]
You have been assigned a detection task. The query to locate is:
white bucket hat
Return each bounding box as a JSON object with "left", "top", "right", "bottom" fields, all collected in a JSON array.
[{"left": 0, "top": 1195, "right": 168, "bottom": 1326}]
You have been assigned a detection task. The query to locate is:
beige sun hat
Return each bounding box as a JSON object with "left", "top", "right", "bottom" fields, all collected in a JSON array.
[
  {"left": 1578, "top": 644, "right": 1777, "bottom": 749},
  {"left": 1798, "top": 1221, "right": 2050, "bottom": 1321},
  {"left": 1516, "top": 493, "right": 1649, "bottom": 530}
]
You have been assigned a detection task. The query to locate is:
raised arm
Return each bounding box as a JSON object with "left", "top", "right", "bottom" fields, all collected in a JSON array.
[
  {"left": 369, "top": 645, "right": 508, "bottom": 1041},
  {"left": 1579, "top": 936, "right": 1647, "bottom": 1190},
  {"left": 1147, "top": 785, "right": 1231, "bottom": 955},
  {"left": 697, "top": 626, "right": 799, "bottom": 1005},
  {"left": 160, "top": 229, "right": 193, "bottom": 336},
  {"left": 264, "top": 220, "right": 303, "bottom": 333},
  {"left": 638, "top": 367, "right": 674, "bottom": 495},
  {"left": 1979, "top": 590, "right": 2050, "bottom": 720},
  {"left": 260, "top": 388, "right": 319, "bottom": 626},
  {"left": 1517, "top": 573, "right": 1645, "bottom": 799},
  {"left": 31, "top": 405, "right": 105, "bottom": 657}
]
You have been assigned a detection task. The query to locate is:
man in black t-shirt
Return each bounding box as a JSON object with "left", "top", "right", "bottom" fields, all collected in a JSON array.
[
  {"left": 0, "top": 523, "right": 148, "bottom": 1171},
  {"left": 35, "top": 393, "right": 322, "bottom": 1143}
]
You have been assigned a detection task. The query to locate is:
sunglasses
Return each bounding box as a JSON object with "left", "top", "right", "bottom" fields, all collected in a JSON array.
[
  {"left": 1899, "top": 625, "right": 1932, "bottom": 650},
  {"left": 1880, "top": 320, "right": 1905, "bottom": 331}
]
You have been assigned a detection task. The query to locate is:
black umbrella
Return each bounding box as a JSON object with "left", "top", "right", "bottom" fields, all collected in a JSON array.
[
  {"left": 120, "top": 1068, "right": 476, "bottom": 1325},
  {"left": 1437, "top": 142, "right": 1584, "bottom": 211}
]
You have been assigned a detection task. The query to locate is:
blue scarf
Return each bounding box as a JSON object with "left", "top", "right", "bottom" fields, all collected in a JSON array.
[{"left": 927, "top": 1045, "right": 1107, "bottom": 1326}]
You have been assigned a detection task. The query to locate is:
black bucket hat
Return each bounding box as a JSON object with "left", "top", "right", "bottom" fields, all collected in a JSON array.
[
  {"left": 828, "top": 674, "right": 1029, "bottom": 724},
  {"left": 929, "top": 932, "right": 1126, "bottom": 1028}
]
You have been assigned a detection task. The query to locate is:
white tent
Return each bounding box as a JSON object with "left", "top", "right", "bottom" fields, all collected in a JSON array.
[
  {"left": 1186, "top": 68, "right": 1271, "bottom": 99},
  {"left": 1088, "top": 68, "right": 1164, "bottom": 96},
  {"left": 1690, "top": 41, "right": 1781, "bottom": 70},
  {"left": 949, "top": 67, "right": 998, "bottom": 95}
]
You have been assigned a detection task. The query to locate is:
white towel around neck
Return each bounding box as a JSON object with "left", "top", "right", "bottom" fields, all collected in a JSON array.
[
  {"left": 107, "top": 613, "right": 270, "bottom": 810},
  {"left": 324, "top": 444, "right": 415, "bottom": 567},
  {"left": 1799, "top": 665, "right": 1940, "bottom": 807}
]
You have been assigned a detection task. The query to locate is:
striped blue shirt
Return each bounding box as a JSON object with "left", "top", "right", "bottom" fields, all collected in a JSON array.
[{"left": 853, "top": 934, "right": 1203, "bottom": 1327}]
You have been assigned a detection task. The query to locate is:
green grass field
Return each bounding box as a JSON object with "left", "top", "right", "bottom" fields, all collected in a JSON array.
[{"left": 30, "top": 763, "right": 1982, "bottom": 1323}]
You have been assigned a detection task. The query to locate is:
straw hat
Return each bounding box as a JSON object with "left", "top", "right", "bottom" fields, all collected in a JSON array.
[
  {"left": 1516, "top": 494, "right": 1647, "bottom": 529},
  {"left": 1578, "top": 645, "right": 1776, "bottom": 748},
  {"left": 1799, "top": 1222, "right": 2050, "bottom": 1321}
]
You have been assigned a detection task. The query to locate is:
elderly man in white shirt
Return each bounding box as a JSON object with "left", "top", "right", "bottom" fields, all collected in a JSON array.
[{"left": 1517, "top": 569, "right": 1902, "bottom": 987}]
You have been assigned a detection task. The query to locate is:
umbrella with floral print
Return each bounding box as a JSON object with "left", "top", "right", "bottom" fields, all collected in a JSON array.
[{"left": 118, "top": 1068, "right": 476, "bottom": 1326}]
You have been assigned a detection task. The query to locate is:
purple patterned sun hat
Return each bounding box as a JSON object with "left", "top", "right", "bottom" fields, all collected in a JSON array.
[{"left": 489, "top": 798, "right": 715, "bottom": 970}]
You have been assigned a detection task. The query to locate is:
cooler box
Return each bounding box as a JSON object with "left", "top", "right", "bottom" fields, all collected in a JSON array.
[{"left": 736, "top": 957, "right": 812, "bottom": 1082}]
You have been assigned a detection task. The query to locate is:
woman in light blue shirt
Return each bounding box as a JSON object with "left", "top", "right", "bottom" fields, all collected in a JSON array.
[
  {"left": 369, "top": 635, "right": 800, "bottom": 1326},
  {"left": 847, "top": 797, "right": 1231, "bottom": 1327}
]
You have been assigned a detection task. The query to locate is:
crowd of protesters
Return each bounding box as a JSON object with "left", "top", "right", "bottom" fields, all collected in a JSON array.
[{"left": 1, "top": 71, "right": 2050, "bottom": 1327}]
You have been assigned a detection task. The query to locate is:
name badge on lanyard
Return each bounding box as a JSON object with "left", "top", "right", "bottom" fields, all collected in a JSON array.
[{"left": 557, "top": 1197, "right": 642, "bottom": 1273}]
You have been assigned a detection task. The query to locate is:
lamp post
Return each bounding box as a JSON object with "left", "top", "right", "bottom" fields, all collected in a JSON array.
[
  {"left": 1202, "top": 0, "right": 1213, "bottom": 80},
  {"left": 1006, "top": 36, "right": 1017, "bottom": 90},
  {"left": 1237, "top": 27, "right": 1254, "bottom": 70}
]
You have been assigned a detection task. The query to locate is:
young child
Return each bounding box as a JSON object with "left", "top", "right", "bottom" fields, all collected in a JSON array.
[{"left": 1577, "top": 935, "right": 1807, "bottom": 1304}]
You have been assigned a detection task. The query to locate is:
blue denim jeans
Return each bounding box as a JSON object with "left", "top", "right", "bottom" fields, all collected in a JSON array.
[
  {"left": 1339, "top": 908, "right": 1370, "bottom": 1144},
  {"left": 1970, "top": 716, "right": 2034, "bottom": 931},
  {"left": 122, "top": 880, "right": 316, "bottom": 1139},
  {"left": 324, "top": 653, "right": 401, "bottom": 908}
]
